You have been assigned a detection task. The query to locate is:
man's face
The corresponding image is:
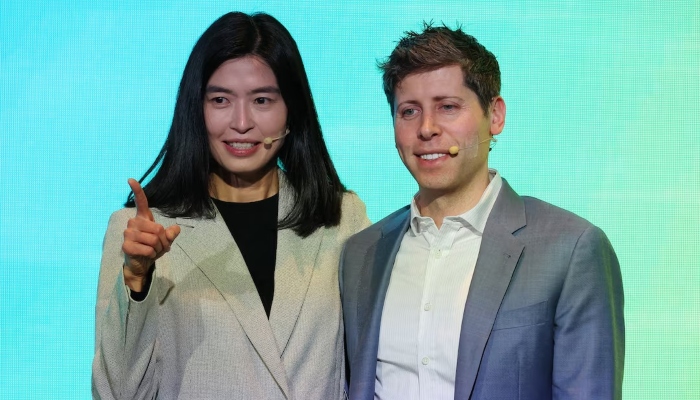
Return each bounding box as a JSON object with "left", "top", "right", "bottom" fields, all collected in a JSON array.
[{"left": 393, "top": 65, "right": 505, "bottom": 197}]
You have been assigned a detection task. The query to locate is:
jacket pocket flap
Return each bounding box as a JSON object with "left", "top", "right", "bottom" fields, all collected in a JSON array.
[{"left": 492, "top": 300, "right": 548, "bottom": 330}]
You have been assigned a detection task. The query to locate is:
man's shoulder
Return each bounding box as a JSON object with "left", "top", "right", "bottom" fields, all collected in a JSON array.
[
  {"left": 520, "top": 196, "right": 597, "bottom": 234},
  {"left": 347, "top": 205, "right": 410, "bottom": 245}
]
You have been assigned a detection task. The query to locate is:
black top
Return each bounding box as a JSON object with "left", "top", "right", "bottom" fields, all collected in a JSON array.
[{"left": 212, "top": 194, "right": 279, "bottom": 317}]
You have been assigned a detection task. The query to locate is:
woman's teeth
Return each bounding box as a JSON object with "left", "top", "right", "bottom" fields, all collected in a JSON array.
[{"left": 226, "top": 142, "right": 255, "bottom": 149}]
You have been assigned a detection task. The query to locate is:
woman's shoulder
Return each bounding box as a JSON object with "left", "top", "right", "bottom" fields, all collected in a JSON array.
[
  {"left": 106, "top": 207, "right": 136, "bottom": 227},
  {"left": 341, "top": 190, "right": 365, "bottom": 211},
  {"left": 339, "top": 190, "right": 371, "bottom": 233},
  {"left": 106, "top": 207, "right": 177, "bottom": 227}
]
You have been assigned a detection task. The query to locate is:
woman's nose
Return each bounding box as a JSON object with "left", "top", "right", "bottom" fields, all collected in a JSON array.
[{"left": 229, "top": 102, "right": 254, "bottom": 133}]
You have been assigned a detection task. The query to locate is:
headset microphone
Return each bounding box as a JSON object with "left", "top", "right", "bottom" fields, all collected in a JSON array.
[{"left": 263, "top": 128, "right": 290, "bottom": 145}]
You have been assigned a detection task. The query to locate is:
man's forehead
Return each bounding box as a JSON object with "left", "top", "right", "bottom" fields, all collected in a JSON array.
[
  {"left": 395, "top": 67, "right": 472, "bottom": 100},
  {"left": 398, "top": 64, "right": 463, "bottom": 83},
  {"left": 396, "top": 65, "right": 466, "bottom": 90}
]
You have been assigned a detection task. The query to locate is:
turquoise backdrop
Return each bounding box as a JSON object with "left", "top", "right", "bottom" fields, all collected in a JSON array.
[{"left": 1, "top": 1, "right": 698, "bottom": 398}]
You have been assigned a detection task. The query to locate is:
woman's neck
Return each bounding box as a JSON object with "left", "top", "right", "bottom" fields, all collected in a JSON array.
[{"left": 209, "top": 166, "right": 279, "bottom": 203}]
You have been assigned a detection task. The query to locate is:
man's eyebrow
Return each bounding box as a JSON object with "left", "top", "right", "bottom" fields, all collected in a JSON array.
[
  {"left": 432, "top": 95, "right": 464, "bottom": 102},
  {"left": 396, "top": 96, "right": 464, "bottom": 105},
  {"left": 396, "top": 99, "right": 420, "bottom": 106}
]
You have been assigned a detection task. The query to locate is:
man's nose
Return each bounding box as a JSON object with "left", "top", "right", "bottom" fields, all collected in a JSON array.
[{"left": 419, "top": 112, "right": 440, "bottom": 139}]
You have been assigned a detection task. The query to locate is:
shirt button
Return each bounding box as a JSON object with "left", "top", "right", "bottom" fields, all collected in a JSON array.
[
  {"left": 422, "top": 357, "right": 430, "bottom": 365},
  {"left": 424, "top": 303, "right": 432, "bottom": 311},
  {"left": 433, "top": 249, "right": 442, "bottom": 259}
]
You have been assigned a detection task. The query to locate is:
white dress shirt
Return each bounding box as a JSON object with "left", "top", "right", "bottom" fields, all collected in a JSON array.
[{"left": 375, "top": 170, "right": 502, "bottom": 400}]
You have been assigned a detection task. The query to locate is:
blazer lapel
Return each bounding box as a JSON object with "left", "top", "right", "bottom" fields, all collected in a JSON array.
[
  {"left": 266, "top": 172, "right": 323, "bottom": 354},
  {"left": 350, "top": 208, "right": 410, "bottom": 398},
  {"left": 269, "top": 225, "right": 322, "bottom": 354},
  {"left": 454, "top": 179, "right": 526, "bottom": 399},
  {"left": 175, "top": 214, "right": 291, "bottom": 399}
]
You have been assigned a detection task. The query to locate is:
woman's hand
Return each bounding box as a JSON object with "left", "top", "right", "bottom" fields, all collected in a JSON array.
[{"left": 122, "top": 178, "right": 181, "bottom": 292}]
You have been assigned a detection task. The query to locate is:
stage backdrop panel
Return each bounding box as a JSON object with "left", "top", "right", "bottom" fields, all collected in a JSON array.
[{"left": 1, "top": 1, "right": 698, "bottom": 398}]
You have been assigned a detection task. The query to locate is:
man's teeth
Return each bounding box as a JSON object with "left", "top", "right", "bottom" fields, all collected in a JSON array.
[
  {"left": 226, "top": 142, "right": 255, "bottom": 149},
  {"left": 420, "top": 153, "right": 445, "bottom": 160}
]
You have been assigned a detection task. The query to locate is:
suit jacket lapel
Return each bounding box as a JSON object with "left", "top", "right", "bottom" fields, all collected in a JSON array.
[
  {"left": 175, "top": 214, "right": 291, "bottom": 399},
  {"left": 269, "top": 175, "right": 323, "bottom": 354},
  {"left": 350, "top": 208, "right": 410, "bottom": 398},
  {"left": 454, "top": 179, "right": 526, "bottom": 399}
]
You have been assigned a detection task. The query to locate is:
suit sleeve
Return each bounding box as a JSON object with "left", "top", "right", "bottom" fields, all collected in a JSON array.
[
  {"left": 339, "top": 192, "right": 371, "bottom": 297},
  {"left": 92, "top": 210, "right": 160, "bottom": 400},
  {"left": 338, "top": 192, "right": 371, "bottom": 388},
  {"left": 553, "top": 225, "right": 625, "bottom": 400}
]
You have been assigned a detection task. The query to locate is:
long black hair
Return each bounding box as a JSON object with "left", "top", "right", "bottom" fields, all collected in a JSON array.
[{"left": 126, "top": 12, "right": 346, "bottom": 237}]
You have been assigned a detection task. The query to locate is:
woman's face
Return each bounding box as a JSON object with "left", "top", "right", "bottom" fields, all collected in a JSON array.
[{"left": 204, "top": 56, "right": 288, "bottom": 183}]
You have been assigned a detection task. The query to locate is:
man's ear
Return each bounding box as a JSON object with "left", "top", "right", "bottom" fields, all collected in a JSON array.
[{"left": 489, "top": 96, "right": 506, "bottom": 136}]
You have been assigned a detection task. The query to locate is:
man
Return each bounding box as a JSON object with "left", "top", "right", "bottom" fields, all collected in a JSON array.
[{"left": 341, "top": 24, "right": 624, "bottom": 400}]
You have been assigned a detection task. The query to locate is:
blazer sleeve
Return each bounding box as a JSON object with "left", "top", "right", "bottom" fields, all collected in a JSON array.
[
  {"left": 552, "top": 225, "right": 625, "bottom": 400},
  {"left": 92, "top": 209, "right": 160, "bottom": 400}
]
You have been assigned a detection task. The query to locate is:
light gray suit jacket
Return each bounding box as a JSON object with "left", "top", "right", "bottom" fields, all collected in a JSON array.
[
  {"left": 341, "top": 179, "right": 624, "bottom": 400},
  {"left": 93, "top": 176, "right": 370, "bottom": 399}
]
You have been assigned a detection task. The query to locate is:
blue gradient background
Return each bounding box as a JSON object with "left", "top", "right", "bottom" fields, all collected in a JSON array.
[{"left": 1, "top": 1, "right": 698, "bottom": 398}]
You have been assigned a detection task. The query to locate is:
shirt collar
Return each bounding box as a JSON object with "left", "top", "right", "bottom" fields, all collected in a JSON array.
[{"left": 409, "top": 169, "right": 502, "bottom": 235}]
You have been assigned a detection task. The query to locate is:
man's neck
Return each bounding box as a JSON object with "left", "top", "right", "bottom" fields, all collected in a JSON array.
[{"left": 416, "top": 171, "right": 491, "bottom": 228}]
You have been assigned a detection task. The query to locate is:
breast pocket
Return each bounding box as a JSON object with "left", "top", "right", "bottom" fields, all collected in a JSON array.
[{"left": 492, "top": 300, "right": 548, "bottom": 331}]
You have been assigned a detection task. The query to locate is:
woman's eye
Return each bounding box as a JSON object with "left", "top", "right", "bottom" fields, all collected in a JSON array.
[{"left": 441, "top": 104, "right": 456, "bottom": 111}]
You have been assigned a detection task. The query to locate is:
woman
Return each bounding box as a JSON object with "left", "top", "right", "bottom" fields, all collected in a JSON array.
[{"left": 92, "top": 12, "right": 369, "bottom": 399}]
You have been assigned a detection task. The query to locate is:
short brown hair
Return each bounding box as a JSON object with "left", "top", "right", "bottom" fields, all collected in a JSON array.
[{"left": 379, "top": 23, "right": 501, "bottom": 115}]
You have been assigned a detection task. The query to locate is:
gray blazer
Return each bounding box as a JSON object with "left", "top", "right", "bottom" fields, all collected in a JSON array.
[
  {"left": 93, "top": 176, "right": 370, "bottom": 399},
  {"left": 341, "top": 179, "right": 624, "bottom": 400}
]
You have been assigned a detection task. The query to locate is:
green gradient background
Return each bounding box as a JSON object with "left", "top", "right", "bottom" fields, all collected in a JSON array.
[{"left": 1, "top": 1, "right": 698, "bottom": 398}]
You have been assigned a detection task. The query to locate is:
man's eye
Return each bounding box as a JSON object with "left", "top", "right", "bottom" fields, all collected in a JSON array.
[
  {"left": 254, "top": 97, "right": 271, "bottom": 105},
  {"left": 212, "top": 97, "right": 227, "bottom": 104}
]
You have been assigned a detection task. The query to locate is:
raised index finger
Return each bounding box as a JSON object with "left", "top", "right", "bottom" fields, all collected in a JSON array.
[{"left": 128, "top": 178, "right": 154, "bottom": 221}]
